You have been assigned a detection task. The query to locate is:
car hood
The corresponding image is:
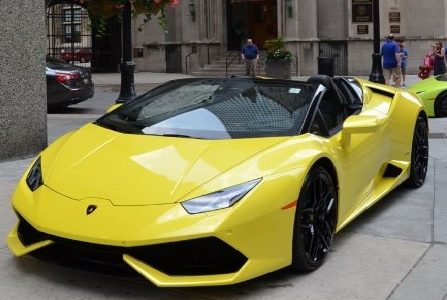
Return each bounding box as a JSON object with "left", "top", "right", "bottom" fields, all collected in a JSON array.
[
  {"left": 44, "top": 123, "right": 288, "bottom": 206},
  {"left": 408, "top": 76, "right": 440, "bottom": 93}
]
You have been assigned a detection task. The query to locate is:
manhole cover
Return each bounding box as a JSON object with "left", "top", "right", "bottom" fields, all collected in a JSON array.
[{"left": 429, "top": 132, "right": 447, "bottom": 139}]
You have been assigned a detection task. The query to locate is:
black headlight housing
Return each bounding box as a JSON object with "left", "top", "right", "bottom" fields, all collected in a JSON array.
[{"left": 26, "top": 157, "right": 43, "bottom": 191}]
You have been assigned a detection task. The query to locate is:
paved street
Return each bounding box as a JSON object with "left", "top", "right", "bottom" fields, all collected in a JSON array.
[{"left": 1, "top": 74, "right": 447, "bottom": 299}]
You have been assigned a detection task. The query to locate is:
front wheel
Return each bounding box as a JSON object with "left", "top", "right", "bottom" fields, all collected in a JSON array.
[
  {"left": 291, "top": 165, "right": 337, "bottom": 272},
  {"left": 406, "top": 116, "right": 429, "bottom": 188}
]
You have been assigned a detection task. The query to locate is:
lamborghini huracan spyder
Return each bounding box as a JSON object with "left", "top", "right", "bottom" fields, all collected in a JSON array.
[{"left": 7, "top": 76, "right": 428, "bottom": 287}]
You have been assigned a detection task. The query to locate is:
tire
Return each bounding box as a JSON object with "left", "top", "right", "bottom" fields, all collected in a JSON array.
[
  {"left": 406, "top": 116, "right": 429, "bottom": 188},
  {"left": 434, "top": 93, "right": 447, "bottom": 117},
  {"left": 291, "top": 165, "right": 337, "bottom": 272}
]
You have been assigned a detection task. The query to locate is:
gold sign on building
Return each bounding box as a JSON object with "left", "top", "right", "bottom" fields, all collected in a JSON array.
[
  {"left": 390, "top": 25, "right": 400, "bottom": 34},
  {"left": 389, "top": 12, "right": 401, "bottom": 23},
  {"left": 352, "top": 0, "right": 372, "bottom": 23},
  {"left": 357, "top": 24, "right": 369, "bottom": 35}
]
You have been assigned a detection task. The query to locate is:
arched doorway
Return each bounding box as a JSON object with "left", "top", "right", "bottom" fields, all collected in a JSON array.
[
  {"left": 46, "top": 0, "right": 92, "bottom": 67},
  {"left": 226, "top": 0, "right": 278, "bottom": 50}
]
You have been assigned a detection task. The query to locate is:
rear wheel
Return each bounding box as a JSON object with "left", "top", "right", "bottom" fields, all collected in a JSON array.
[
  {"left": 291, "top": 165, "right": 337, "bottom": 272},
  {"left": 435, "top": 93, "right": 447, "bottom": 117},
  {"left": 406, "top": 116, "right": 429, "bottom": 188}
]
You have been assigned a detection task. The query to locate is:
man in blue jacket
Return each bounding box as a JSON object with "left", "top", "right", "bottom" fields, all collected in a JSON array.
[
  {"left": 381, "top": 34, "right": 402, "bottom": 87},
  {"left": 241, "top": 39, "right": 259, "bottom": 77}
]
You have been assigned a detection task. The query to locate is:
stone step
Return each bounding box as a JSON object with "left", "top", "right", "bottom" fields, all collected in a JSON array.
[{"left": 189, "top": 54, "right": 266, "bottom": 77}]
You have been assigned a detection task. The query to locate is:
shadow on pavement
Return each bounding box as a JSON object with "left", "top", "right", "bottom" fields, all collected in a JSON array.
[{"left": 48, "top": 106, "right": 93, "bottom": 115}]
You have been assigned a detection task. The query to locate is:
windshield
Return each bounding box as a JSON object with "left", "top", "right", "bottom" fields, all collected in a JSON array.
[
  {"left": 436, "top": 74, "right": 447, "bottom": 81},
  {"left": 96, "top": 78, "right": 319, "bottom": 139}
]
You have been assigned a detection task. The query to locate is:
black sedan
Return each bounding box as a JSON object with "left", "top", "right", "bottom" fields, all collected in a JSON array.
[{"left": 46, "top": 56, "right": 94, "bottom": 109}]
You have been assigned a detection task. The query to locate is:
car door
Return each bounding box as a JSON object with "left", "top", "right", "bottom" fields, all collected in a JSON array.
[{"left": 309, "top": 80, "right": 389, "bottom": 227}]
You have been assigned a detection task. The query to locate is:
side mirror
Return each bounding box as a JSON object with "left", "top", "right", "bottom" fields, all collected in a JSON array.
[
  {"left": 343, "top": 114, "right": 380, "bottom": 134},
  {"left": 106, "top": 103, "right": 123, "bottom": 113}
]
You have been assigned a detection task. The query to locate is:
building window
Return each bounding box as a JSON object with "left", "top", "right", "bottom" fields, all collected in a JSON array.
[
  {"left": 64, "top": 24, "right": 81, "bottom": 43},
  {"left": 63, "top": 6, "right": 81, "bottom": 43}
]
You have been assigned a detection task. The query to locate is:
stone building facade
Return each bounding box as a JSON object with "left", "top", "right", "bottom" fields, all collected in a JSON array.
[
  {"left": 0, "top": 2, "right": 47, "bottom": 161},
  {"left": 132, "top": 0, "right": 447, "bottom": 76}
]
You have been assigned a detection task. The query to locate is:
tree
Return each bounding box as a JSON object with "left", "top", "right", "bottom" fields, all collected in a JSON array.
[{"left": 78, "top": 0, "right": 179, "bottom": 34}]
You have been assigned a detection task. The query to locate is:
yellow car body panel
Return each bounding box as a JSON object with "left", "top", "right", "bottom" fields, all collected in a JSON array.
[{"left": 7, "top": 77, "right": 426, "bottom": 287}]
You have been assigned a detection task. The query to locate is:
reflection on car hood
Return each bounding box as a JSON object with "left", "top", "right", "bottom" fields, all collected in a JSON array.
[{"left": 45, "top": 123, "right": 287, "bottom": 205}]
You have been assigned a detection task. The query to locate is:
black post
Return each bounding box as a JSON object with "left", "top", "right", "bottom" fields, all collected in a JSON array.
[
  {"left": 116, "top": 1, "right": 136, "bottom": 103},
  {"left": 70, "top": 3, "right": 75, "bottom": 65},
  {"left": 369, "top": 0, "right": 385, "bottom": 83}
]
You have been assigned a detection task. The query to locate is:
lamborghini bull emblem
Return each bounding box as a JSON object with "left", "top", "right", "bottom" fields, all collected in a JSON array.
[{"left": 86, "top": 205, "right": 97, "bottom": 215}]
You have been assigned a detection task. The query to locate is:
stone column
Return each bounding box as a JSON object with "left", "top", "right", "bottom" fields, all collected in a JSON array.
[
  {"left": 0, "top": 1, "right": 47, "bottom": 161},
  {"left": 294, "top": 0, "right": 319, "bottom": 75}
]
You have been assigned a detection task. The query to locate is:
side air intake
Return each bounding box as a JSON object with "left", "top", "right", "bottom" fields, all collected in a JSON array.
[{"left": 383, "top": 163, "right": 403, "bottom": 178}]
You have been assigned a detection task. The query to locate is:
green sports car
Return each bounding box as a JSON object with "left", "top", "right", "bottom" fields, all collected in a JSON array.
[{"left": 409, "top": 74, "right": 447, "bottom": 117}]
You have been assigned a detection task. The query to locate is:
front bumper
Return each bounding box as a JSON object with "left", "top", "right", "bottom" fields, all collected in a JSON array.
[
  {"left": 7, "top": 176, "right": 298, "bottom": 287},
  {"left": 8, "top": 215, "right": 248, "bottom": 286}
]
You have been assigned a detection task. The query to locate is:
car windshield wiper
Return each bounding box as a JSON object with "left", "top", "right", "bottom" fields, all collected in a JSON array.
[
  {"left": 159, "top": 133, "right": 202, "bottom": 139},
  {"left": 95, "top": 119, "right": 143, "bottom": 134}
]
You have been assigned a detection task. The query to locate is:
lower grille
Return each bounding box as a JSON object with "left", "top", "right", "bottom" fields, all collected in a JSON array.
[
  {"left": 129, "top": 237, "right": 247, "bottom": 276},
  {"left": 17, "top": 214, "right": 49, "bottom": 246},
  {"left": 16, "top": 214, "right": 247, "bottom": 276}
]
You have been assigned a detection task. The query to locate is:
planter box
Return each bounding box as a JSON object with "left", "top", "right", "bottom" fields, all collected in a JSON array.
[{"left": 265, "top": 59, "right": 292, "bottom": 79}]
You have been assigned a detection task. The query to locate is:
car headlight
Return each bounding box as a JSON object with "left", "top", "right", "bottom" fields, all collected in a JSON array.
[
  {"left": 26, "top": 157, "right": 43, "bottom": 191},
  {"left": 181, "top": 178, "right": 261, "bottom": 214}
]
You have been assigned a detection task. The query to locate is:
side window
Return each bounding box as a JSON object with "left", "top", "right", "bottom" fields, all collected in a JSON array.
[
  {"left": 309, "top": 110, "right": 329, "bottom": 137},
  {"left": 333, "top": 78, "right": 363, "bottom": 113}
]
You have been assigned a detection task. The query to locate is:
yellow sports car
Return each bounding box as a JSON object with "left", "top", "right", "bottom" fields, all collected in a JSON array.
[{"left": 7, "top": 76, "right": 428, "bottom": 287}]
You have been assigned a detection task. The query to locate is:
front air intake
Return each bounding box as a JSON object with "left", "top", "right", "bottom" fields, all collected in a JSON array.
[{"left": 16, "top": 213, "right": 247, "bottom": 276}]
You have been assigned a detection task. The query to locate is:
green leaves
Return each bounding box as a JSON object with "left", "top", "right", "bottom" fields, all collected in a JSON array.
[
  {"left": 80, "top": 0, "right": 178, "bottom": 36},
  {"left": 264, "top": 37, "right": 293, "bottom": 61}
]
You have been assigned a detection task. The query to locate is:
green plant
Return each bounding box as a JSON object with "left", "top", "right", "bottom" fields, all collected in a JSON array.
[
  {"left": 77, "top": 0, "right": 179, "bottom": 35},
  {"left": 264, "top": 37, "right": 292, "bottom": 61}
]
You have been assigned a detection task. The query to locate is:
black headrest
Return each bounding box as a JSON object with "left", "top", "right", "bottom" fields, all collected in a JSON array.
[
  {"left": 306, "top": 75, "right": 334, "bottom": 89},
  {"left": 307, "top": 75, "right": 346, "bottom": 104}
]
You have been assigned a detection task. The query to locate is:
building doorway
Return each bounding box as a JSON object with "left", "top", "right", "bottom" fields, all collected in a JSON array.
[
  {"left": 226, "top": 0, "right": 277, "bottom": 51},
  {"left": 90, "top": 18, "right": 122, "bottom": 73},
  {"left": 319, "top": 41, "right": 348, "bottom": 75}
]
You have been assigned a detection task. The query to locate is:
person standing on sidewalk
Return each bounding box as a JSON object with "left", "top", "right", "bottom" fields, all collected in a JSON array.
[
  {"left": 381, "top": 34, "right": 402, "bottom": 87},
  {"left": 241, "top": 38, "right": 259, "bottom": 77},
  {"left": 433, "top": 41, "right": 446, "bottom": 76},
  {"left": 398, "top": 40, "right": 408, "bottom": 86}
]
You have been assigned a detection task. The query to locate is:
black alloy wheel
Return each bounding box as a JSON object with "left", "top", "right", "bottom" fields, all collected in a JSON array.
[
  {"left": 406, "top": 116, "right": 429, "bottom": 188},
  {"left": 291, "top": 165, "right": 337, "bottom": 272},
  {"left": 435, "top": 94, "right": 447, "bottom": 117}
]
